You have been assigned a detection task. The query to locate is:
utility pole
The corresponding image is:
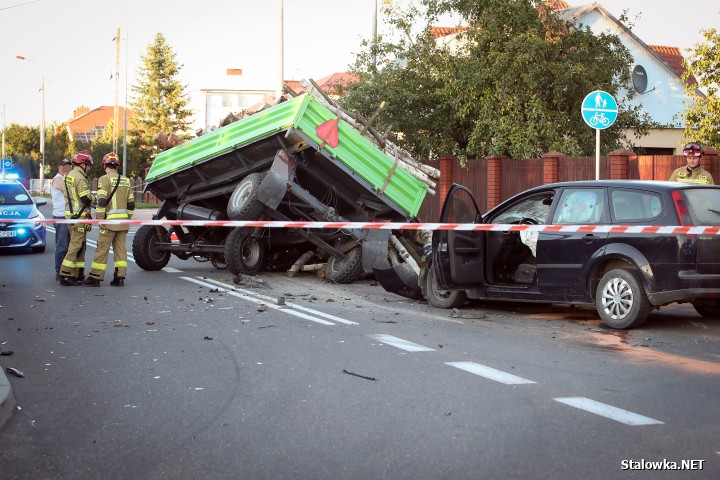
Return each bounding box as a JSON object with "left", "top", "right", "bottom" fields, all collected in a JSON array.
[
  {"left": 277, "top": 0, "right": 284, "bottom": 102},
  {"left": 40, "top": 76, "right": 45, "bottom": 193},
  {"left": 113, "top": 27, "right": 121, "bottom": 153},
  {"left": 1, "top": 104, "right": 5, "bottom": 178}
]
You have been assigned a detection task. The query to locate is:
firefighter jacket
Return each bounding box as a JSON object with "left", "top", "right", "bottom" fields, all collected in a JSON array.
[
  {"left": 64, "top": 166, "right": 94, "bottom": 218},
  {"left": 669, "top": 166, "right": 714, "bottom": 185},
  {"left": 95, "top": 170, "right": 134, "bottom": 231}
]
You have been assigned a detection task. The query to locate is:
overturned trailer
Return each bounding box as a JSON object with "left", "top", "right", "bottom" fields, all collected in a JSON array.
[{"left": 134, "top": 92, "right": 436, "bottom": 295}]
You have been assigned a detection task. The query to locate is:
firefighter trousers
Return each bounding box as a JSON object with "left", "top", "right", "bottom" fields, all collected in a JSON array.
[
  {"left": 60, "top": 224, "right": 90, "bottom": 279},
  {"left": 89, "top": 228, "right": 128, "bottom": 281}
]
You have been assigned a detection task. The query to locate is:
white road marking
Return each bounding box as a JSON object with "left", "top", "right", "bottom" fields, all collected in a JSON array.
[
  {"left": 554, "top": 397, "right": 664, "bottom": 426},
  {"left": 367, "top": 334, "right": 435, "bottom": 352},
  {"left": 445, "top": 361, "right": 536, "bottom": 385},
  {"left": 162, "top": 267, "right": 183, "bottom": 273},
  {"left": 199, "top": 277, "right": 358, "bottom": 325},
  {"left": 182, "top": 276, "right": 336, "bottom": 326}
]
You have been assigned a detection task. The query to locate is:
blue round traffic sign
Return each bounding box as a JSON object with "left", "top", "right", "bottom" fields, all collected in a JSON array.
[{"left": 581, "top": 90, "right": 618, "bottom": 130}]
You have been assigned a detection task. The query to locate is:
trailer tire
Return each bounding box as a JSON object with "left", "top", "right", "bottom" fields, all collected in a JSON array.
[
  {"left": 133, "top": 225, "right": 171, "bottom": 271},
  {"left": 225, "top": 227, "right": 265, "bottom": 275},
  {"left": 227, "top": 172, "right": 266, "bottom": 220},
  {"left": 324, "top": 245, "right": 363, "bottom": 284}
]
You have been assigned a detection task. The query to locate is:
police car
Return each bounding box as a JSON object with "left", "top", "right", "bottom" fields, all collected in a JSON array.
[{"left": 0, "top": 178, "right": 47, "bottom": 253}]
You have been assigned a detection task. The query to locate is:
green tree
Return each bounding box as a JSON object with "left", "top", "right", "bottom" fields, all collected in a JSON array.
[
  {"left": 342, "top": 0, "right": 653, "bottom": 161},
  {"left": 129, "top": 33, "right": 193, "bottom": 167},
  {"left": 682, "top": 26, "right": 720, "bottom": 148}
]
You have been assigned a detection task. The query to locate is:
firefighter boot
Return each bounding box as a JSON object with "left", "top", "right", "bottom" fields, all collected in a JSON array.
[
  {"left": 83, "top": 276, "right": 101, "bottom": 287},
  {"left": 110, "top": 269, "right": 125, "bottom": 287}
]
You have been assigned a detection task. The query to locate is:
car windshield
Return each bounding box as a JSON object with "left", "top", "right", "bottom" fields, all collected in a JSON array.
[
  {"left": 0, "top": 184, "right": 32, "bottom": 206},
  {"left": 682, "top": 188, "right": 720, "bottom": 226}
]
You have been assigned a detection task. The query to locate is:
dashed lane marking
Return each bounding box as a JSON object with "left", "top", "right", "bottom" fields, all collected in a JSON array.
[
  {"left": 445, "top": 361, "right": 537, "bottom": 385},
  {"left": 367, "top": 334, "right": 435, "bottom": 352},
  {"left": 554, "top": 397, "right": 664, "bottom": 426}
]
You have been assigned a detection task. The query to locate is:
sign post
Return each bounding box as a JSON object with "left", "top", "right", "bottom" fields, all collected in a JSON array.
[{"left": 581, "top": 90, "right": 618, "bottom": 180}]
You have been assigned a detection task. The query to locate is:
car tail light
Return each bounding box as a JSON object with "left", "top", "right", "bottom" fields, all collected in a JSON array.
[{"left": 672, "top": 190, "right": 692, "bottom": 226}]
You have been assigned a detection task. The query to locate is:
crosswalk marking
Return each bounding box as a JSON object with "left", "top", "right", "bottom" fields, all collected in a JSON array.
[
  {"left": 554, "top": 397, "right": 663, "bottom": 426},
  {"left": 445, "top": 361, "right": 536, "bottom": 385}
]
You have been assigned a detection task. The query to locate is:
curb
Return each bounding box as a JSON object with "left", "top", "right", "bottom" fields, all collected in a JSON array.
[{"left": 0, "top": 365, "right": 16, "bottom": 428}]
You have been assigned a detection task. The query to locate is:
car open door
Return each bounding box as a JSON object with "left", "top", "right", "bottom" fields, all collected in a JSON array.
[{"left": 432, "top": 183, "right": 485, "bottom": 289}]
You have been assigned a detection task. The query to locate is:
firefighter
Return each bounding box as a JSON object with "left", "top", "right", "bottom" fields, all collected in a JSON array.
[
  {"left": 83, "top": 153, "right": 134, "bottom": 287},
  {"left": 60, "top": 151, "right": 95, "bottom": 286},
  {"left": 669, "top": 142, "right": 714, "bottom": 184}
]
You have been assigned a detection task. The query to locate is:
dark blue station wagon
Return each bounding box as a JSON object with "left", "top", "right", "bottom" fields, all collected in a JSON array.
[{"left": 426, "top": 180, "right": 720, "bottom": 329}]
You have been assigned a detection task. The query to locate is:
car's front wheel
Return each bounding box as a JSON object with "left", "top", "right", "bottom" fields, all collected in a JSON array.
[
  {"left": 425, "top": 261, "right": 467, "bottom": 309},
  {"left": 595, "top": 268, "right": 650, "bottom": 329},
  {"left": 692, "top": 299, "right": 720, "bottom": 319}
]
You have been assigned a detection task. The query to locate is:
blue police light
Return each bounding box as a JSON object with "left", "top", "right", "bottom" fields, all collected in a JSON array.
[
  {"left": 17, "top": 227, "right": 27, "bottom": 235},
  {"left": 1, "top": 172, "right": 20, "bottom": 180}
]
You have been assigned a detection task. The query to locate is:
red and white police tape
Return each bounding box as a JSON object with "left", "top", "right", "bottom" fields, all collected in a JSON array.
[{"left": 5, "top": 217, "right": 720, "bottom": 234}]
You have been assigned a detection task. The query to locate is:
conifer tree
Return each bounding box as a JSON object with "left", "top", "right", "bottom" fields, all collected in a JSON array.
[{"left": 129, "top": 33, "right": 193, "bottom": 166}]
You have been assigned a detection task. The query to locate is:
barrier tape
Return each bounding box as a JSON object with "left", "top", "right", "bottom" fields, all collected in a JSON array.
[{"left": 3, "top": 217, "right": 720, "bottom": 235}]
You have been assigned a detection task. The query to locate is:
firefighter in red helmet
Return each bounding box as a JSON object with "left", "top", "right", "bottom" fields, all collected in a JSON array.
[
  {"left": 83, "top": 152, "right": 134, "bottom": 287},
  {"left": 59, "top": 151, "right": 95, "bottom": 286}
]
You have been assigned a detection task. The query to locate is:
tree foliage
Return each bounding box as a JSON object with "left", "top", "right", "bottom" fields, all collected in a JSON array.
[
  {"left": 682, "top": 27, "right": 720, "bottom": 148},
  {"left": 342, "top": 0, "right": 654, "bottom": 161},
  {"left": 129, "top": 33, "right": 193, "bottom": 168},
  {"left": 3, "top": 123, "right": 72, "bottom": 180}
]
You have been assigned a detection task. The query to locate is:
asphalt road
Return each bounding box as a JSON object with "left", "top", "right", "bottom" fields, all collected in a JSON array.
[{"left": 1, "top": 206, "right": 719, "bottom": 479}]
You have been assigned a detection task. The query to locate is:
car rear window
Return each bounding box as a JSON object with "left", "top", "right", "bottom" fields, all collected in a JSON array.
[
  {"left": 611, "top": 189, "right": 662, "bottom": 222},
  {"left": 681, "top": 188, "right": 720, "bottom": 226},
  {"left": 0, "top": 184, "right": 32, "bottom": 205}
]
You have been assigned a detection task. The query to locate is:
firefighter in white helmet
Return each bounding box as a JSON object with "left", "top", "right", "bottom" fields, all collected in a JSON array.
[
  {"left": 60, "top": 151, "right": 95, "bottom": 286},
  {"left": 83, "top": 152, "right": 135, "bottom": 287}
]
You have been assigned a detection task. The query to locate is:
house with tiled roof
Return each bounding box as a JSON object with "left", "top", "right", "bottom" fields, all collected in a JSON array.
[
  {"left": 67, "top": 105, "right": 133, "bottom": 144},
  {"left": 432, "top": 2, "right": 703, "bottom": 154},
  {"left": 555, "top": 2, "right": 704, "bottom": 154}
]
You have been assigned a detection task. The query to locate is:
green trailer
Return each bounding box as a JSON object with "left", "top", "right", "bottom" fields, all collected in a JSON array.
[{"left": 133, "top": 93, "right": 431, "bottom": 289}]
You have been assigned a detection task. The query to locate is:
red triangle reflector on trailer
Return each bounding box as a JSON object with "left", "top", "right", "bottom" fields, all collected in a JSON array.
[{"left": 316, "top": 118, "right": 340, "bottom": 149}]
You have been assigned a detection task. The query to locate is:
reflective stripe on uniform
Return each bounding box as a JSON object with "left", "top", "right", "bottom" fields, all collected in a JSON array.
[
  {"left": 62, "top": 259, "right": 85, "bottom": 268},
  {"left": 115, "top": 260, "right": 128, "bottom": 268},
  {"left": 92, "top": 261, "right": 107, "bottom": 270}
]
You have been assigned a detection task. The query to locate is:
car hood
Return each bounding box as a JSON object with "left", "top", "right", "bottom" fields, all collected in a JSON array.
[{"left": 0, "top": 203, "right": 41, "bottom": 220}]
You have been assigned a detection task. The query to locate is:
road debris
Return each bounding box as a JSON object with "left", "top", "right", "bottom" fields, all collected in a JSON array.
[
  {"left": 233, "top": 274, "right": 269, "bottom": 289},
  {"left": 257, "top": 304, "right": 267, "bottom": 312},
  {"left": 342, "top": 369, "right": 377, "bottom": 381},
  {"left": 5, "top": 367, "right": 24, "bottom": 378},
  {"left": 258, "top": 324, "right": 276, "bottom": 329},
  {"left": 204, "top": 336, "right": 213, "bottom": 341}
]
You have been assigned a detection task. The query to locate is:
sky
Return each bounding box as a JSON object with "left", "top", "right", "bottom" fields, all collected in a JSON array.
[{"left": 0, "top": 0, "right": 718, "bottom": 128}]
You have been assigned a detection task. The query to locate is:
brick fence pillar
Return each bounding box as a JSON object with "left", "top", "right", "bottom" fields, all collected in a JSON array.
[
  {"left": 702, "top": 146, "right": 718, "bottom": 183},
  {"left": 541, "top": 151, "right": 564, "bottom": 184},
  {"left": 485, "top": 155, "right": 503, "bottom": 210},
  {"left": 608, "top": 148, "right": 633, "bottom": 180},
  {"left": 438, "top": 155, "right": 457, "bottom": 206}
]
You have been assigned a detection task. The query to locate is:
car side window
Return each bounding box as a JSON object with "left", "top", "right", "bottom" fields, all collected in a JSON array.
[
  {"left": 552, "top": 188, "right": 603, "bottom": 224},
  {"left": 611, "top": 189, "right": 662, "bottom": 222},
  {"left": 491, "top": 193, "right": 553, "bottom": 224}
]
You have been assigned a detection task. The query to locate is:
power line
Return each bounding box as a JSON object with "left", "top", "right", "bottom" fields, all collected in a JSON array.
[{"left": 0, "top": 0, "right": 44, "bottom": 12}]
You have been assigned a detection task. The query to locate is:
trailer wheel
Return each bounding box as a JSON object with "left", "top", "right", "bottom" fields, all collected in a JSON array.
[
  {"left": 225, "top": 227, "right": 265, "bottom": 275},
  {"left": 324, "top": 245, "right": 363, "bottom": 284},
  {"left": 227, "top": 172, "right": 266, "bottom": 220},
  {"left": 133, "top": 225, "right": 171, "bottom": 271}
]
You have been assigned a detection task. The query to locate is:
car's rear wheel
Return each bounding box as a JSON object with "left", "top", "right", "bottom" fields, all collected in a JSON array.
[
  {"left": 595, "top": 268, "right": 650, "bottom": 329},
  {"left": 425, "top": 261, "right": 467, "bottom": 309},
  {"left": 692, "top": 299, "right": 720, "bottom": 319}
]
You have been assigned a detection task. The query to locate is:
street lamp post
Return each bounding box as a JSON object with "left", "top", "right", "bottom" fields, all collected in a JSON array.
[{"left": 16, "top": 55, "right": 46, "bottom": 193}]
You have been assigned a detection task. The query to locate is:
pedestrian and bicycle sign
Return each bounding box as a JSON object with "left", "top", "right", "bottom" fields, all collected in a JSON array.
[{"left": 581, "top": 90, "right": 618, "bottom": 130}]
